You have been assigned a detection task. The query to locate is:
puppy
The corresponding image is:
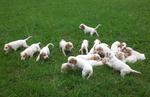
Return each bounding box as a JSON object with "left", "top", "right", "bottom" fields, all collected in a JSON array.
[
  {"left": 68, "top": 56, "right": 105, "bottom": 79},
  {"left": 76, "top": 54, "right": 101, "bottom": 61},
  {"left": 88, "top": 39, "right": 101, "bottom": 54},
  {"left": 36, "top": 43, "right": 54, "bottom": 61},
  {"left": 79, "top": 40, "right": 89, "bottom": 54},
  {"left": 94, "top": 43, "right": 111, "bottom": 58},
  {"left": 20, "top": 42, "right": 41, "bottom": 60},
  {"left": 111, "top": 41, "right": 121, "bottom": 53},
  {"left": 122, "top": 47, "right": 145, "bottom": 63},
  {"left": 79, "top": 23, "right": 101, "bottom": 37},
  {"left": 105, "top": 53, "right": 141, "bottom": 77},
  {"left": 61, "top": 63, "right": 75, "bottom": 72},
  {"left": 4, "top": 36, "right": 32, "bottom": 53},
  {"left": 59, "top": 39, "right": 73, "bottom": 56}
]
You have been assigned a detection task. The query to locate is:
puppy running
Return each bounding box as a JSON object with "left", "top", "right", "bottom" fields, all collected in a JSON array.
[
  {"left": 4, "top": 36, "right": 32, "bottom": 53},
  {"left": 79, "top": 39, "right": 89, "bottom": 54},
  {"left": 68, "top": 56, "right": 105, "bottom": 79},
  {"left": 36, "top": 43, "right": 54, "bottom": 61},
  {"left": 105, "top": 53, "right": 141, "bottom": 77},
  {"left": 79, "top": 23, "right": 101, "bottom": 37},
  {"left": 59, "top": 39, "right": 73, "bottom": 56},
  {"left": 20, "top": 42, "right": 41, "bottom": 60}
]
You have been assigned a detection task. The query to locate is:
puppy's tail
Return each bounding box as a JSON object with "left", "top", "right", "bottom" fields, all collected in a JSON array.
[
  {"left": 24, "top": 36, "right": 32, "bottom": 41},
  {"left": 95, "top": 24, "right": 101, "bottom": 30},
  {"left": 36, "top": 55, "right": 40, "bottom": 61},
  {"left": 131, "top": 69, "right": 141, "bottom": 74},
  {"left": 95, "top": 31, "right": 99, "bottom": 37},
  {"left": 46, "top": 43, "right": 54, "bottom": 47}
]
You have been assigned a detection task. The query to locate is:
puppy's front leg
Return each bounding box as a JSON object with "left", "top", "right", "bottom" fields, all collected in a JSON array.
[
  {"left": 85, "top": 48, "right": 88, "bottom": 54},
  {"left": 62, "top": 49, "right": 66, "bottom": 56},
  {"left": 82, "top": 71, "right": 86, "bottom": 79}
]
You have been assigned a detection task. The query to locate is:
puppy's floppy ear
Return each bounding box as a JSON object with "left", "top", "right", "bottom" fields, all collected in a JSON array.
[
  {"left": 69, "top": 58, "right": 77, "bottom": 64},
  {"left": 7, "top": 45, "right": 12, "bottom": 49}
]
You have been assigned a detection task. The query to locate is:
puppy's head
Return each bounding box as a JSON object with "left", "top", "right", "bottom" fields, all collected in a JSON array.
[
  {"left": 4, "top": 44, "right": 12, "bottom": 53},
  {"left": 115, "top": 52, "right": 125, "bottom": 60},
  {"left": 20, "top": 52, "right": 29, "bottom": 60},
  {"left": 61, "top": 63, "right": 74, "bottom": 72},
  {"left": 94, "top": 39, "right": 101, "bottom": 44},
  {"left": 68, "top": 56, "right": 77, "bottom": 65},
  {"left": 121, "top": 47, "right": 132, "bottom": 57},
  {"left": 118, "top": 42, "right": 127, "bottom": 50},
  {"left": 90, "top": 54, "right": 101, "bottom": 61},
  {"left": 79, "top": 24, "right": 85, "bottom": 30},
  {"left": 94, "top": 46, "right": 103, "bottom": 54},
  {"left": 65, "top": 42, "right": 73, "bottom": 50},
  {"left": 41, "top": 53, "right": 49, "bottom": 60}
]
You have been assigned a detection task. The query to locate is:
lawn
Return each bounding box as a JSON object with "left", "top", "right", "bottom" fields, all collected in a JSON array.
[{"left": 0, "top": 0, "right": 150, "bottom": 97}]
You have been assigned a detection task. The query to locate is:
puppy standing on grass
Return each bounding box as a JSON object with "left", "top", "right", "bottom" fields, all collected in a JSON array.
[
  {"left": 36, "top": 43, "right": 54, "bottom": 61},
  {"left": 79, "top": 39, "right": 89, "bottom": 54},
  {"left": 79, "top": 23, "right": 101, "bottom": 37},
  {"left": 68, "top": 56, "right": 105, "bottom": 79},
  {"left": 105, "top": 53, "right": 141, "bottom": 77},
  {"left": 4, "top": 36, "right": 32, "bottom": 53},
  {"left": 20, "top": 42, "right": 41, "bottom": 60},
  {"left": 59, "top": 39, "right": 73, "bottom": 56}
]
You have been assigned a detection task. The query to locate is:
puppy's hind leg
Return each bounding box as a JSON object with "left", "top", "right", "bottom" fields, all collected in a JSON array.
[
  {"left": 82, "top": 71, "right": 87, "bottom": 79},
  {"left": 87, "top": 70, "right": 93, "bottom": 80}
]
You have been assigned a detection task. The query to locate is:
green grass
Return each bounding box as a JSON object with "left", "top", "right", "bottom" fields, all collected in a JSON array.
[{"left": 0, "top": 0, "right": 150, "bottom": 97}]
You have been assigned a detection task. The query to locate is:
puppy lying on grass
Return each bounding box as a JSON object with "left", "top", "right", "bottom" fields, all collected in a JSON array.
[
  {"left": 105, "top": 52, "right": 141, "bottom": 77},
  {"left": 79, "top": 23, "right": 101, "bottom": 37},
  {"left": 59, "top": 39, "right": 73, "bottom": 56},
  {"left": 20, "top": 42, "right": 41, "bottom": 60},
  {"left": 36, "top": 43, "right": 54, "bottom": 61},
  {"left": 4, "top": 36, "right": 32, "bottom": 53},
  {"left": 67, "top": 56, "right": 106, "bottom": 79}
]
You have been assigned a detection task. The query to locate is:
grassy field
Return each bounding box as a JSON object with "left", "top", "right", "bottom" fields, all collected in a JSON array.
[{"left": 0, "top": 0, "right": 150, "bottom": 97}]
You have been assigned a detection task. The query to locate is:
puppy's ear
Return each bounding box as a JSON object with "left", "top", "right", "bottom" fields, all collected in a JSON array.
[
  {"left": 80, "top": 25, "right": 85, "bottom": 29},
  {"left": 69, "top": 58, "right": 77, "bottom": 64},
  {"left": 7, "top": 45, "right": 12, "bottom": 49}
]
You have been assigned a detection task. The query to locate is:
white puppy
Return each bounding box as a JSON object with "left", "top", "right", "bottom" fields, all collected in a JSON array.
[
  {"left": 88, "top": 39, "right": 101, "bottom": 54},
  {"left": 68, "top": 56, "right": 105, "bottom": 79},
  {"left": 94, "top": 43, "right": 111, "bottom": 58},
  {"left": 111, "top": 41, "right": 121, "bottom": 53},
  {"left": 79, "top": 23, "right": 101, "bottom": 37},
  {"left": 4, "top": 36, "right": 32, "bottom": 53},
  {"left": 20, "top": 42, "right": 41, "bottom": 60},
  {"left": 76, "top": 54, "right": 101, "bottom": 61},
  {"left": 79, "top": 40, "right": 89, "bottom": 54},
  {"left": 59, "top": 39, "right": 73, "bottom": 56},
  {"left": 105, "top": 53, "right": 141, "bottom": 77},
  {"left": 122, "top": 47, "right": 145, "bottom": 63},
  {"left": 61, "top": 63, "right": 75, "bottom": 72},
  {"left": 36, "top": 43, "right": 54, "bottom": 61}
]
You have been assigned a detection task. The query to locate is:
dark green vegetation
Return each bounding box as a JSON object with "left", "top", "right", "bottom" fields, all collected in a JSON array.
[{"left": 0, "top": 0, "right": 150, "bottom": 97}]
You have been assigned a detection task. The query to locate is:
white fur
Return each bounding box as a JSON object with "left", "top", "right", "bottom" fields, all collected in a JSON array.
[
  {"left": 105, "top": 53, "right": 141, "bottom": 77},
  {"left": 111, "top": 41, "right": 121, "bottom": 53},
  {"left": 61, "top": 63, "right": 75, "bottom": 72},
  {"left": 76, "top": 54, "right": 101, "bottom": 61},
  {"left": 79, "top": 24, "right": 101, "bottom": 37},
  {"left": 79, "top": 40, "right": 89, "bottom": 54},
  {"left": 20, "top": 42, "right": 41, "bottom": 60},
  {"left": 59, "top": 39, "right": 73, "bottom": 56},
  {"left": 88, "top": 39, "right": 101, "bottom": 54},
  {"left": 4, "top": 36, "right": 32, "bottom": 53},
  {"left": 36, "top": 43, "right": 54, "bottom": 61},
  {"left": 68, "top": 56, "right": 104, "bottom": 79}
]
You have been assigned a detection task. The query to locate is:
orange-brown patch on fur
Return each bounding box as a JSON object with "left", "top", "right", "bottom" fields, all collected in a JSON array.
[{"left": 69, "top": 58, "right": 77, "bottom": 65}]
